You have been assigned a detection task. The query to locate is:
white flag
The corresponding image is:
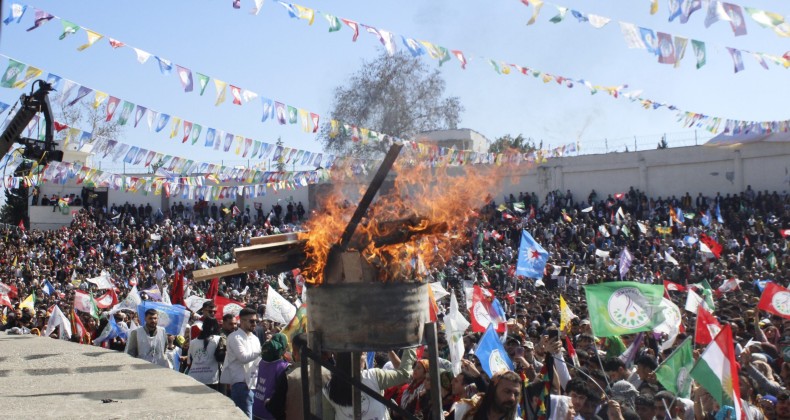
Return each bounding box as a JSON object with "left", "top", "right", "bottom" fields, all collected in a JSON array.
[
  {"left": 653, "top": 298, "right": 681, "bottom": 351},
  {"left": 110, "top": 285, "right": 141, "bottom": 315},
  {"left": 85, "top": 270, "right": 115, "bottom": 290},
  {"left": 45, "top": 305, "right": 72, "bottom": 340},
  {"left": 445, "top": 293, "right": 470, "bottom": 376},
  {"left": 664, "top": 251, "right": 679, "bottom": 266},
  {"left": 429, "top": 282, "right": 450, "bottom": 301},
  {"left": 685, "top": 290, "right": 704, "bottom": 314},
  {"left": 264, "top": 286, "right": 296, "bottom": 325},
  {"left": 619, "top": 22, "right": 646, "bottom": 49}
]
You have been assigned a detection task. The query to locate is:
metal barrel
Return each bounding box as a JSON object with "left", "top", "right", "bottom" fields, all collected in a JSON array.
[{"left": 307, "top": 282, "right": 428, "bottom": 352}]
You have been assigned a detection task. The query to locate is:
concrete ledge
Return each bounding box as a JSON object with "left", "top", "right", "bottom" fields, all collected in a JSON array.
[{"left": 0, "top": 334, "right": 245, "bottom": 419}]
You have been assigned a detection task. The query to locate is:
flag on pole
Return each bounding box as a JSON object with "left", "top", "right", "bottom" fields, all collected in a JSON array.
[
  {"left": 214, "top": 295, "right": 245, "bottom": 319},
  {"left": 699, "top": 233, "right": 722, "bottom": 258},
  {"left": 655, "top": 338, "right": 694, "bottom": 398},
  {"left": 93, "top": 313, "right": 129, "bottom": 346},
  {"left": 445, "top": 293, "right": 470, "bottom": 375},
  {"left": 474, "top": 324, "right": 514, "bottom": 378},
  {"left": 281, "top": 303, "right": 307, "bottom": 352},
  {"left": 44, "top": 305, "right": 71, "bottom": 340},
  {"left": 19, "top": 293, "right": 36, "bottom": 312},
  {"left": 559, "top": 295, "right": 576, "bottom": 333},
  {"left": 470, "top": 285, "right": 506, "bottom": 333},
  {"left": 41, "top": 280, "right": 56, "bottom": 295},
  {"left": 653, "top": 298, "right": 682, "bottom": 351},
  {"left": 695, "top": 306, "right": 722, "bottom": 345},
  {"left": 618, "top": 332, "right": 645, "bottom": 369},
  {"left": 618, "top": 247, "right": 633, "bottom": 280},
  {"left": 264, "top": 285, "right": 296, "bottom": 325},
  {"left": 583, "top": 282, "right": 664, "bottom": 337},
  {"left": 137, "top": 301, "right": 190, "bottom": 336},
  {"left": 690, "top": 325, "right": 744, "bottom": 420},
  {"left": 74, "top": 290, "right": 99, "bottom": 319},
  {"left": 94, "top": 290, "right": 118, "bottom": 309},
  {"left": 515, "top": 230, "right": 548, "bottom": 279},
  {"left": 757, "top": 282, "right": 790, "bottom": 319},
  {"left": 663, "top": 280, "right": 686, "bottom": 293},
  {"left": 110, "top": 285, "right": 141, "bottom": 314}
]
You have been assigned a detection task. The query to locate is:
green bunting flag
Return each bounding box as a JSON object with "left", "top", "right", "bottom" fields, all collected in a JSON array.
[
  {"left": 59, "top": 20, "right": 80, "bottom": 40},
  {"left": 1, "top": 59, "right": 25, "bottom": 88},
  {"left": 583, "top": 282, "right": 664, "bottom": 337},
  {"left": 325, "top": 13, "right": 342, "bottom": 32},
  {"left": 655, "top": 338, "right": 694, "bottom": 398}
]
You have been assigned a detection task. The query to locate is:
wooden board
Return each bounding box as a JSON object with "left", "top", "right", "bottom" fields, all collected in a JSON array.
[
  {"left": 249, "top": 232, "right": 302, "bottom": 246},
  {"left": 192, "top": 263, "right": 248, "bottom": 282}
]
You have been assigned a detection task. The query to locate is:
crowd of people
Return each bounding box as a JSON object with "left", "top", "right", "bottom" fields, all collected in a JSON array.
[{"left": 2, "top": 183, "right": 790, "bottom": 420}]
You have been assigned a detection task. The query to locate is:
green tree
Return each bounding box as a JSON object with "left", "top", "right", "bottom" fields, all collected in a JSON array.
[
  {"left": 319, "top": 52, "right": 463, "bottom": 158},
  {"left": 488, "top": 134, "right": 537, "bottom": 154}
]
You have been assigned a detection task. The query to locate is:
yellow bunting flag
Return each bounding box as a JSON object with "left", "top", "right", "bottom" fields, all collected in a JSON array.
[
  {"left": 77, "top": 30, "right": 104, "bottom": 51},
  {"left": 93, "top": 91, "right": 108, "bottom": 109},
  {"left": 214, "top": 79, "right": 227, "bottom": 106}
]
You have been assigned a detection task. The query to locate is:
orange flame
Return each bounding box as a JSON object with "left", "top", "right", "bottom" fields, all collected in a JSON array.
[{"left": 299, "top": 161, "right": 509, "bottom": 285}]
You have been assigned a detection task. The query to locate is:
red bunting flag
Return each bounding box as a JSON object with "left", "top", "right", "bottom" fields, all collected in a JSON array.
[
  {"left": 758, "top": 282, "right": 790, "bottom": 320},
  {"left": 699, "top": 233, "right": 722, "bottom": 258},
  {"left": 18, "top": 219, "right": 25, "bottom": 232},
  {"left": 695, "top": 306, "right": 721, "bottom": 345}
]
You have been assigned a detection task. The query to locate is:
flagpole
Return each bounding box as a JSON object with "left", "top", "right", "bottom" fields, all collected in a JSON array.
[
  {"left": 591, "top": 337, "right": 611, "bottom": 391},
  {"left": 655, "top": 336, "right": 693, "bottom": 371}
]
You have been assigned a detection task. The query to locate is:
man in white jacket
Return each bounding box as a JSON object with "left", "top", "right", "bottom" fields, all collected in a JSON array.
[
  {"left": 220, "top": 307, "right": 262, "bottom": 419},
  {"left": 124, "top": 308, "right": 168, "bottom": 368}
]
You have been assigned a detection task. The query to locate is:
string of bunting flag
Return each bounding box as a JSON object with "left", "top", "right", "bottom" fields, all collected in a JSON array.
[
  {"left": 0, "top": 55, "right": 578, "bottom": 170},
  {"left": 1, "top": 4, "right": 411, "bottom": 149},
  {"left": 644, "top": 0, "right": 790, "bottom": 39},
  {"left": 5, "top": 160, "right": 319, "bottom": 199},
  {"left": 516, "top": 0, "right": 790, "bottom": 73},
  {"left": 259, "top": 1, "right": 790, "bottom": 135},
  {"left": 0, "top": 53, "right": 340, "bottom": 172}
]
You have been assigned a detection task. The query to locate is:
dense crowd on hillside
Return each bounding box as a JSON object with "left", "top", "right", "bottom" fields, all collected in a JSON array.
[{"left": 2, "top": 184, "right": 790, "bottom": 420}]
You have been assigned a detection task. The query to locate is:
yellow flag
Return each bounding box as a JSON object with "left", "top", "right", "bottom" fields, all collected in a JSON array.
[
  {"left": 12, "top": 256, "right": 17, "bottom": 267},
  {"left": 169, "top": 117, "right": 182, "bottom": 139},
  {"left": 650, "top": 0, "right": 658, "bottom": 15},
  {"left": 93, "top": 91, "right": 108, "bottom": 109},
  {"left": 20, "top": 294, "right": 35, "bottom": 312},
  {"left": 214, "top": 79, "right": 227, "bottom": 106},
  {"left": 527, "top": 0, "right": 544, "bottom": 25},
  {"left": 77, "top": 30, "right": 104, "bottom": 51},
  {"left": 559, "top": 295, "right": 575, "bottom": 333},
  {"left": 294, "top": 5, "right": 315, "bottom": 25},
  {"left": 12, "top": 66, "right": 42, "bottom": 89},
  {"left": 200, "top": 253, "right": 209, "bottom": 261}
]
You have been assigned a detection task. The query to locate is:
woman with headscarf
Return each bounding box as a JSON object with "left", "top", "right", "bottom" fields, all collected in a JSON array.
[
  {"left": 252, "top": 332, "right": 289, "bottom": 420},
  {"left": 394, "top": 359, "right": 429, "bottom": 419},
  {"left": 549, "top": 395, "right": 576, "bottom": 420},
  {"left": 188, "top": 317, "right": 222, "bottom": 390}
]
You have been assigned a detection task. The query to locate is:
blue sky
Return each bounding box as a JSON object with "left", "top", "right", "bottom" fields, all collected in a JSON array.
[{"left": 1, "top": 0, "right": 788, "bottom": 172}]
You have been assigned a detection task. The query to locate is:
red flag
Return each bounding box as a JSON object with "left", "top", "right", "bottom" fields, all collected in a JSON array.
[
  {"left": 214, "top": 295, "right": 245, "bottom": 319},
  {"left": 207, "top": 277, "right": 219, "bottom": 299},
  {"left": 699, "top": 233, "right": 722, "bottom": 258},
  {"left": 565, "top": 335, "right": 579, "bottom": 367},
  {"left": 663, "top": 280, "right": 686, "bottom": 293},
  {"left": 695, "top": 306, "right": 722, "bottom": 345},
  {"left": 18, "top": 219, "right": 25, "bottom": 232},
  {"left": 170, "top": 271, "right": 185, "bottom": 306},
  {"left": 94, "top": 290, "right": 118, "bottom": 309},
  {"left": 70, "top": 309, "right": 91, "bottom": 344},
  {"left": 0, "top": 293, "right": 12, "bottom": 308},
  {"left": 0, "top": 282, "right": 18, "bottom": 299},
  {"left": 469, "top": 286, "right": 505, "bottom": 333},
  {"left": 780, "top": 229, "right": 790, "bottom": 238},
  {"left": 758, "top": 282, "right": 790, "bottom": 320}
]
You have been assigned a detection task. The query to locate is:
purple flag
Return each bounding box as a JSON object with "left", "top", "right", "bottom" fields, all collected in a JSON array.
[
  {"left": 722, "top": 3, "right": 747, "bottom": 36},
  {"left": 176, "top": 65, "right": 193, "bottom": 92},
  {"left": 26, "top": 9, "right": 53, "bottom": 31},
  {"left": 67, "top": 86, "right": 93, "bottom": 107},
  {"left": 619, "top": 247, "right": 633, "bottom": 280},
  {"left": 727, "top": 47, "right": 745, "bottom": 73},
  {"left": 275, "top": 102, "right": 287, "bottom": 125},
  {"left": 618, "top": 332, "right": 645, "bottom": 368}
]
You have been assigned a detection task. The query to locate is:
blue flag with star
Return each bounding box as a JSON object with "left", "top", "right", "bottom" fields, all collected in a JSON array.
[{"left": 516, "top": 229, "right": 548, "bottom": 279}]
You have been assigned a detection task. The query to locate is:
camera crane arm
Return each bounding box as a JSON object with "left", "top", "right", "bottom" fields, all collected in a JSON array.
[{"left": 0, "top": 79, "right": 63, "bottom": 164}]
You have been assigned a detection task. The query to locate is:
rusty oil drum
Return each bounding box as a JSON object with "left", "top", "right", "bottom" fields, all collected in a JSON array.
[{"left": 306, "top": 282, "right": 429, "bottom": 352}]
